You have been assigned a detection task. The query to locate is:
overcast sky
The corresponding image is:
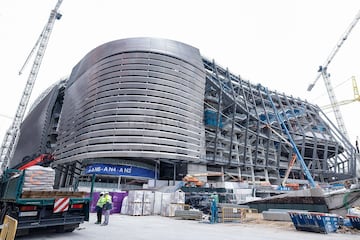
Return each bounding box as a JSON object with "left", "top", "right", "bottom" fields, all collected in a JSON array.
[{"left": 0, "top": 0, "right": 360, "bottom": 147}]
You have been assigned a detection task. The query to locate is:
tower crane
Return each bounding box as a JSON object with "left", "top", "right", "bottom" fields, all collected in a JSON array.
[
  {"left": 0, "top": 0, "right": 63, "bottom": 173},
  {"left": 307, "top": 9, "right": 360, "bottom": 140}
]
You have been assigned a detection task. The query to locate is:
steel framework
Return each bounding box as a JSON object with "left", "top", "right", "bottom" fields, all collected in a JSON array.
[{"left": 203, "top": 58, "right": 356, "bottom": 184}]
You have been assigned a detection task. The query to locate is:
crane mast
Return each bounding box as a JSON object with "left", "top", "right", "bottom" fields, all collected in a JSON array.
[
  {"left": 321, "top": 69, "right": 349, "bottom": 139},
  {"left": 307, "top": 9, "right": 360, "bottom": 139},
  {"left": 0, "top": 0, "right": 63, "bottom": 173}
]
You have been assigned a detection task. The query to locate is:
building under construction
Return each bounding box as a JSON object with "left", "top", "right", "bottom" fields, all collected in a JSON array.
[{"left": 9, "top": 38, "right": 358, "bottom": 189}]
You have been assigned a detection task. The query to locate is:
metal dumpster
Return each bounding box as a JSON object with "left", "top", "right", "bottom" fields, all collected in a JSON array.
[
  {"left": 288, "top": 211, "right": 340, "bottom": 234},
  {"left": 347, "top": 215, "right": 360, "bottom": 230}
]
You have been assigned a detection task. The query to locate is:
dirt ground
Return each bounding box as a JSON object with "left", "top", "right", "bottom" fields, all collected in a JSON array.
[{"left": 242, "top": 213, "right": 360, "bottom": 235}]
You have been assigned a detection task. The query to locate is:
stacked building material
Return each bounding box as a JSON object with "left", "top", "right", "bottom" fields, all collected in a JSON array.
[
  {"left": 120, "top": 196, "right": 128, "bottom": 214},
  {"left": 153, "top": 191, "right": 162, "bottom": 215},
  {"left": 233, "top": 188, "right": 253, "bottom": 204},
  {"left": 174, "top": 209, "right": 203, "bottom": 220},
  {"left": 22, "top": 166, "right": 55, "bottom": 191},
  {"left": 127, "top": 190, "right": 144, "bottom": 216},
  {"left": 160, "top": 190, "right": 185, "bottom": 217},
  {"left": 125, "top": 190, "right": 155, "bottom": 216},
  {"left": 142, "top": 191, "right": 155, "bottom": 215}
]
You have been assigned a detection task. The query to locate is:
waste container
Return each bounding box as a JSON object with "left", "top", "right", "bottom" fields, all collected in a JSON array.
[
  {"left": 288, "top": 211, "right": 340, "bottom": 234},
  {"left": 347, "top": 215, "right": 360, "bottom": 230}
]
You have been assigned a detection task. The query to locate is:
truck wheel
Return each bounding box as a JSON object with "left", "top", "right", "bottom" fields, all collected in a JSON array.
[
  {"left": 15, "top": 228, "right": 29, "bottom": 237},
  {"left": 0, "top": 208, "right": 6, "bottom": 224},
  {"left": 0, "top": 206, "right": 13, "bottom": 224}
]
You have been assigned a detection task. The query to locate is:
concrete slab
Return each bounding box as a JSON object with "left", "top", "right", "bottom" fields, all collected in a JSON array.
[{"left": 262, "top": 209, "right": 309, "bottom": 221}]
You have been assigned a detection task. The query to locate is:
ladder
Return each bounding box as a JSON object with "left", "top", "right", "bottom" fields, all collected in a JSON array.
[
  {"left": 0, "top": 0, "right": 63, "bottom": 173},
  {"left": 261, "top": 85, "right": 316, "bottom": 188}
]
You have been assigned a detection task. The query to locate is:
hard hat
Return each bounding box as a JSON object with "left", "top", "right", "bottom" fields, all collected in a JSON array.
[
  {"left": 100, "top": 192, "right": 105, "bottom": 195},
  {"left": 104, "top": 191, "right": 109, "bottom": 194}
]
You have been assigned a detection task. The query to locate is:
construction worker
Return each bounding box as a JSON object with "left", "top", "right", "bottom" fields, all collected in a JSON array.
[
  {"left": 102, "top": 192, "right": 112, "bottom": 226},
  {"left": 210, "top": 192, "right": 219, "bottom": 224},
  {"left": 95, "top": 192, "right": 106, "bottom": 224}
]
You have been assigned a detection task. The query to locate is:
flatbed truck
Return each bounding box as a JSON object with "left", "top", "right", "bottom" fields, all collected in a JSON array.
[{"left": 0, "top": 167, "right": 93, "bottom": 236}]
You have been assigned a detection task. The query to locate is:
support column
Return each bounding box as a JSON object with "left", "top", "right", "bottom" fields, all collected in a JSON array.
[
  {"left": 221, "top": 166, "right": 225, "bottom": 182},
  {"left": 173, "top": 163, "right": 176, "bottom": 186},
  {"left": 118, "top": 176, "right": 121, "bottom": 189},
  {"left": 238, "top": 166, "right": 242, "bottom": 181}
]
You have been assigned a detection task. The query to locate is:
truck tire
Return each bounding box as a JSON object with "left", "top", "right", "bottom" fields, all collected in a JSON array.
[
  {"left": 15, "top": 228, "right": 30, "bottom": 237},
  {"left": 0, "top": 207, "right": 7, "bottom": 224},
  {"left": 0, "top": 206, "right": 15, "bottom": 224}
]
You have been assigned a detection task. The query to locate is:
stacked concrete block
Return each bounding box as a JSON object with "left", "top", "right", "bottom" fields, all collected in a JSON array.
[
  {"left": 126, "top": 190, "right": 155, "bottom": 216},
  {"left": 233, "top": 189, "right": 253, "bottom": 204},
  {"left": 160, "top": 193, "right": 171, "bottom": 216},
  {"left": 127, "top": 202, "right": 143, "bottom": 216},
  {"left": 22, "top": 166, "right": 55, "bottom": 191},
  {"left": 153, "top": 191, "right": 162, "bottom": 215},
  {"left": 128, "top": 190, "right": 144, "bottom": 202},
  {"left": 127, "top": 190, "right": 144, "bottom": 216},
  {"left": 123, "top": 189, "right": 185, "bottom": 217},
  {"left": 142, "top": 191, "right": 154, "bottom": 216}
]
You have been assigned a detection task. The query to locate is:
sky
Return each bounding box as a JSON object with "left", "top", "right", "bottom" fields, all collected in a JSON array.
[{"left": 0, "top": 0, "right": 360, "bottom": 147}]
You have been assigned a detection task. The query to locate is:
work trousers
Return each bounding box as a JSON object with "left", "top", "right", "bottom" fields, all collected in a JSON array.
[
  {"left": 103, "top": 209, "right": 110, "bottom": 224},
  {"left": 96, "top": 206, "right": 102, "bottom": 223}
]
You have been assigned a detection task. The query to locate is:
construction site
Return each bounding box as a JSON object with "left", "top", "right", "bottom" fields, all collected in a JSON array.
[{"left": 0, "top": 0, "right": 360, "bottom": 238}]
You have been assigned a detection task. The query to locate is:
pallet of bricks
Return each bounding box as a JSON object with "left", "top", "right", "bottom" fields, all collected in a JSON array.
[{"left": 126, "top": 190, "right": 154, "bottom": 216}]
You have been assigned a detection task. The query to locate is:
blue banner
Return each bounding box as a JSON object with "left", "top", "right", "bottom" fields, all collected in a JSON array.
[{"left": 85, "top": 164, "right": 155, "bottom": 179}]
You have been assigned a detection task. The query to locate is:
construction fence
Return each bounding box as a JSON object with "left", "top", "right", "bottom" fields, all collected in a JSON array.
[{"left": 219, "top": 207, "right": 258, "bottom": 223}]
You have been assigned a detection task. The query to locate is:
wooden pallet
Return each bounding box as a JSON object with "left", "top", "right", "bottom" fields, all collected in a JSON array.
[{"left": 21, "top": 190, "right": 87, "bottom": 199}]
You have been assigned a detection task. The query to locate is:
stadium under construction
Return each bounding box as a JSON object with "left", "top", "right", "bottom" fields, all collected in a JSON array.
[{"left": 10, "top": 37, "right": 359, "bottom": 190}]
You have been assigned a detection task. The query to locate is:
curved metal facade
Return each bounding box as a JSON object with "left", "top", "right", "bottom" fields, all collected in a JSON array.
[
  {"left": 10, "top": 81, "right": 64, "bottom": 169},
  {"left": 55, "top": 38, "right": 206, "bottom": 164}
]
